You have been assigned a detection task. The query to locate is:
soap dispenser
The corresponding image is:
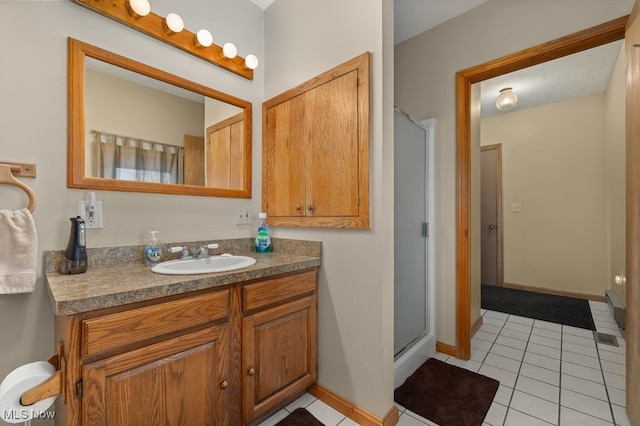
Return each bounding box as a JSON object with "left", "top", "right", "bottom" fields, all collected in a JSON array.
[
  {"left": 144, "top": 231, "right": 162, "bottom": 266},
  {"left": 60, "top": 216, "right": 88, "bottom": 274}
]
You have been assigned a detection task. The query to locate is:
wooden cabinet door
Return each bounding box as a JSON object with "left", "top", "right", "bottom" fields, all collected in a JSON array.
[
  {"left": 206, "top": 112, "right": 245, "bottom": 189},
  {"left": 304, "top": 70, "right": 359, "bottom": 217},
  {"left": 82, "top": 324, "right": 231, "bottom": 426},
  {"left": 264, "top": 95, "right": 307, "bottom": 217},
  {"left": 241, "top": 296, "right": 317, "bottom": 424}
]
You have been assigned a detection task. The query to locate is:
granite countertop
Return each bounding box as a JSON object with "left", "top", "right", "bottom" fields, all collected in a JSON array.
[{"left": 44, "top": 238, "right": 321, "bottom": 315}]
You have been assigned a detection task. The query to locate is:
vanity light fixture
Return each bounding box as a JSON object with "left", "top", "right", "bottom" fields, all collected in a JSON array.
[
  {"left": 163, "top": 12, "right": 184, "bottom": 35},
  {"left": 496, "top": 87, "right": 518, "bottom": 110},
  {"left": 244, "top": 54, "right": 259, "bottom": 70},
  {"left": 222, "top": 42, "right": 238, "bottom": 59},
  {"left": 72, "top": 0, "right": 256, "bottom": 80},
  {"left": 125, "top": 0, "right": 150, "bottom": 19},
  {"left": 195, "top": 29, "right": 213, "bottom": 48}
]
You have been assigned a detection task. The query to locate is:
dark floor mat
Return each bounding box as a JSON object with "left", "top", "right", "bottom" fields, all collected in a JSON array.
[
  {"left": 395, "top": 358, "right": 499, "bottom": 426},
  {"left": 275, "top": 408, "right": 325, "bottom": 426},
  {"left": 481, "top": 284, "right": 595, "bottom": 330}
]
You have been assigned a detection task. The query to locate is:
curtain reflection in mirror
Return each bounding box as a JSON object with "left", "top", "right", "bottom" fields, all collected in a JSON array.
[{"left": 92, "top": 130, "right": 184, "bottom": 184}]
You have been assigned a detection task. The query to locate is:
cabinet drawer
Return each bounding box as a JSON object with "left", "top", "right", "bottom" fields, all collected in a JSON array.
[
  {"left": 82, "top": 289, "right": 229, "bottom": 357},
  {"left": 243, "top": 269, "right": 317, "bottom": 313}
]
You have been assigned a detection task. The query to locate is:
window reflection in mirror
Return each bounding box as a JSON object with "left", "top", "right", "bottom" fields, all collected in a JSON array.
[{"left": 68, "top": 38, "right": 252, "bottom": 198}]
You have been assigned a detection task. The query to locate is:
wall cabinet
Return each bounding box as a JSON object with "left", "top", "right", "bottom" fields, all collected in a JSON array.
[
  {"left": 262, "top": 52, "right": 370, "bottom": 229},
  {"left": 55, "top": 268, "right": 318, "bottom": 426}
]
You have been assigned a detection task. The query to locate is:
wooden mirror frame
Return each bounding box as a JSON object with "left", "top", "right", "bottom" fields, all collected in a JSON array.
[{"left": 68, "top": 38, "right": 252, "bottom": 198}]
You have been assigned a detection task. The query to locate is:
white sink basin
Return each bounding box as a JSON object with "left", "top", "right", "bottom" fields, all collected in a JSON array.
[{"left": 151, "top": 254, "right": 256, "bottom": 275}]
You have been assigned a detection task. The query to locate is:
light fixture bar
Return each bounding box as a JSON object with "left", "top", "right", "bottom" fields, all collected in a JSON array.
[{"left": 72, "top": 0, "right": 254, "bottom": 80}]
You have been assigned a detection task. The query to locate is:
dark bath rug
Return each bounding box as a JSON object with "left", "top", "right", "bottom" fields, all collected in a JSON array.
[
  {"left": 395, "top": 358, "right": 499, "bottom": 426},
  {"left": 481, "top": 284, "right": 596, "bottom": 330},
  {"left": 275, "top": 408, "right": 325, "bottom": 426}
]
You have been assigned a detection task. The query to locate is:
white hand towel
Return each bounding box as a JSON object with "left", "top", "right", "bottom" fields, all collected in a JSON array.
[{"left": 0, "top": 209, "right": 37, "bottom": 294}]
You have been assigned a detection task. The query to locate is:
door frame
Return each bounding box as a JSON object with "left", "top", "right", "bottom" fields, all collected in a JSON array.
[
  {"left": 454, "top": 16, "right": 628, "bottom": 359},
  {"left": 480, "top": 143, "right": 503, "bottom": 287}
]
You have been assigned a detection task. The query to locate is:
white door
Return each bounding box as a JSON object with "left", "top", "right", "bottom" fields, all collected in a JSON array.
[{"left": 394, "top": 109, "right": 428, "bottom": 356}]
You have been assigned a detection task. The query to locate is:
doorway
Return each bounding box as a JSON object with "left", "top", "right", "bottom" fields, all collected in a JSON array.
[
  {"left": 453, "top": 17, "right": 628, "bottom": 360},
  {"left": 480, "top": 144, "right": 503, "bottom": 287}
]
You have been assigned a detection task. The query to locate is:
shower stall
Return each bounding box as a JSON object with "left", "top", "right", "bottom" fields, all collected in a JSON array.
[{"left": 393, "top": 109, "right": 436, "bottom": 387}]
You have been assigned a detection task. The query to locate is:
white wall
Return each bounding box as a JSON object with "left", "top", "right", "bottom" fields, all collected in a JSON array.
[
  {"left": 0, "top": 3, "right": 263, "bottom": 422},
  {"left": 605, "top": 43, "right": 627, "bottom": 305},
  {"left": 394, "top": 0, "right": 634, "bottom": 347},
  {"left": 264, "top": 0, "right": 395, "bottom": 417},
  {"left": 481, "top": 94, "right": 608, "bottom": 296}
]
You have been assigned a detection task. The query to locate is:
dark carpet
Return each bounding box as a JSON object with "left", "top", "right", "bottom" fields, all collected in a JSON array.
[
  {"left": 275, "top": 408, "right": 324, "bottom": 426},
  {"left": 481, "top": 285, "right": 596, "bottom": 330},
  {"left": 394, "top": 358, "right": 499, "bottom": 426}
]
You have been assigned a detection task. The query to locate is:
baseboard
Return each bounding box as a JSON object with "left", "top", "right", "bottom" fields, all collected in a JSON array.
[
  {"left": 308, "top": 384, "right": 399, "bottom": 426},
  {"left": 471, "top": 316, "right": 483, "bottom": 337},
  {"left": 435, "top": 341, "right": 456, "bottom": 356},
  {"left": 502, "top": 282, "right": 606, "bottom": 302}
]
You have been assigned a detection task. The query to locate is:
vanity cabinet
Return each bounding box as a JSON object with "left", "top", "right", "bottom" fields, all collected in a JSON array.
[
  {"left": 262, "top": 52, "right": 370, "bottom": 229},
  {"left": 54, "top": 268, "right": 318, "bottom": 426}
]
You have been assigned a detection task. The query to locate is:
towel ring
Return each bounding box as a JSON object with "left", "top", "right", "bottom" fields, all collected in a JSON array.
[{"left": 0, "top": 164, "right": 37, "bottom": 213}]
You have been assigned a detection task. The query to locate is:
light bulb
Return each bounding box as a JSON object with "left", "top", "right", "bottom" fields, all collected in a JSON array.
[
  {"left": 222, "top": 42, "right": 237, "bottom": 59},
  {"left": 164, "top": 13, "right": 184, "bottom": 34},
  {"left": 195, "top": 29, "right": 213, "bottom": 48},
  {"left": 245, "top": 54, "right": 259, "bottom": 70},
  {"left": 126, "top": 0, "right": 150, "bottom": 18},
  {"left": 496, "top": 88, "right": 518, "bottom": 110}
]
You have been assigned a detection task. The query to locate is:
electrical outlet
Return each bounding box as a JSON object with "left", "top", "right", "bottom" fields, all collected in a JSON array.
[
  {"left": 236, "top": 207, "right": 251, "bottom": 225},
  {"left": 79, "top": 201, "right": 103, "bottom": 228}
]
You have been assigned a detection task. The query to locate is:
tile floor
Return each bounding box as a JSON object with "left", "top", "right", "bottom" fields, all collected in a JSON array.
[{"left": 259, "top": 300, "right": 629, "bottom": 426}]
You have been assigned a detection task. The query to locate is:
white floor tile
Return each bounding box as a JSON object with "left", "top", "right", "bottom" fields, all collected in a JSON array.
[
  {"left": 562, "top": 350, "right": 601, "bottom": 370},
  {"left": 563, "top": 341, "right": 598, "bottom": 358},
  {"left": 484, "top": 353, "right": 522, "bottom": 374},
  {"left": 562, "top": 361, "right": 604, "bottom": 384},
  {"left": 562, "top": 333, "right": 596, "bottom": 348},
  {"left": 470, "top": 348, "right": 489, "bottom": 363},
  {"left": 484, "top": 316, "right": 507, "bottom": 327},
  {"left": 431, "top": 352, "right": 449, "bottom": 362},
  {"left": 305, "top": 399, "right": 346, "bottom": 426},
  {"left": 529, "top": 334, "right": 562, "bottom": 349},
  {"left": 493, "top": 384, "right": 514, "bottom": 406},
  {"left": 510, "top": 390, "right": 559, "bottom": 424},
  {"left": 480, "top": 323, "right": 504, "bottom": 335},
  {"left": 397, "top": 411, "right": 431, "bottom": 426},
  {"left": 561, "top": 373, "right": 608, "bottom": 402},
  {"left": 403, "top": 410, "right": 438, "bottom": 426},
  {"left": 484, "top": 402, "right": 508, "bottom": 426},
  {"left": 524, "top": 352, "right": 560, "bottom": 372},
  {"left": 561, "top": 388, "right": 613, "bottom": 423},
  {"left": 337, "top": 417, "right": 360, "bottom": 426},
  {"left": 607, "top": 386, "right": 626, "bottom": 407},
  {"left": 560, "top": 406, "right": 613, "bottom": 426},
  {"left": 446, "top": 356, "right": 481, "bottom": 372},
  {"left": 500, "top": 328, "right": 531, "bottom": 342},
  {"left": 476, "top": 330, "right": 499, "bottom": 343},
  {"left": 598, "top": 342, "right": 626, "bottom": 356},
  {"left": 598, "top": 349, "right": 625, "bottom": 365},
  {"left": 505, "top": 408, "right": 556, "bottom": 426},
  {"left": 472, "top": 337, "right": 494, "bottom": 352},
  {"left": 478, "top": 364, "right": 518, "bottom": 388},
  {"left": 490, "top": 343, "right": 525, "bottom": 361},
  {"left": 612, "top": 404, "right": 631, "bottom": 426},
  {"left": 504, "top": 321, "right": 532, "bottom": 334},
  {"left": 562, "top": 325, "right": 595, "bottom": 339},
  {"left": 259, "top": 409, "right": 290, "bottom": 426},
  {"left": 485, "top": 310, "right": 510, "bottom": 321},
  {"left": 531, "top": 327, "right": 562, "bottom": 341},
  {"left": 496, "top": 335, "right": 528, "bottom": 350},
  {"left": 285, "top": 392, "right": 317, "bottom": 411},
  {"left": 603, "top": 371, "right": 626, "bottom": 391},
  {"left": 515, "top": 375, "right": 559, "bottom": 404},
  {"left": 601, "top": 359, "right": 626, "bottom": 377},
  {"left": 534, "top": 320, "right": 562, "bottom": 332},
  {"left": 526, "top": 342, "right": 561, "bottom": 360},
  {"left": 519, "top": 363, "right": 560, "bottom": 386},
  {"left": 508, "top": 315, "right": 535, "bottom": 326}
]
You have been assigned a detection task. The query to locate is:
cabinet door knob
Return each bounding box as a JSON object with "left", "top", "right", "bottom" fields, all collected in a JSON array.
[
  {"left": 220, "top": 380, "right": 229, "bottom": 389},
  {"left": 307, "top": 204, "right": 314, "bottom": 211},
  {"left": 248, "top": 367, "right": 256, "bottom": 376},
  {"left": 295, "top": 204, "right": 301, "bottom": 211}
]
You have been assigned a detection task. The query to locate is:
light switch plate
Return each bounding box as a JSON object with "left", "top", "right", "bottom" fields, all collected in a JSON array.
[{"left": 236, "top": 207, "right": 251, "bottom": 225}]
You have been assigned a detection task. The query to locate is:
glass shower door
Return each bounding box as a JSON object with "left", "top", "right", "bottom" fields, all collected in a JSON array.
[{"left": 394, "top": 109, "right": 428, "bottom": 356}]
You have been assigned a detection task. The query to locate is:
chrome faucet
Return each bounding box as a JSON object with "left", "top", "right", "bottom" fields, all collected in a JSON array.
[{"left": 169, "top": 243, "right": 219, "bottom": 260}]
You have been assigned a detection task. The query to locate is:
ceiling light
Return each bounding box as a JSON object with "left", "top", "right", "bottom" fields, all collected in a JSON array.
[
  {"left": 164, "top": 13, "right": 184, "bottom": 34},
  {"left": 496, "top": 87, "right": 518, "bottom": 110},
  {"left": 244, "top": 54, "right": 259, "bottom": 70},
  {"left": 222, "top": 42, "right": 238, "bottom": 59},
  {"left": 126, "top": 0, "right": 150, "bottom": 18},
  {"left": 195, "top": 29, "right": 213, "bottom": 48}
]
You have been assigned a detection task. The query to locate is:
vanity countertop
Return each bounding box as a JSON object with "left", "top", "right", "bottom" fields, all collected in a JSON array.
[{"left": 44, "top": 238, "right": 321, "bottom": 315}]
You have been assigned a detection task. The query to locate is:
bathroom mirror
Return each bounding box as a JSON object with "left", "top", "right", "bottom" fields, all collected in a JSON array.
[{"left": 68, "top": 38, "right": 252, "bottom": 198}]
